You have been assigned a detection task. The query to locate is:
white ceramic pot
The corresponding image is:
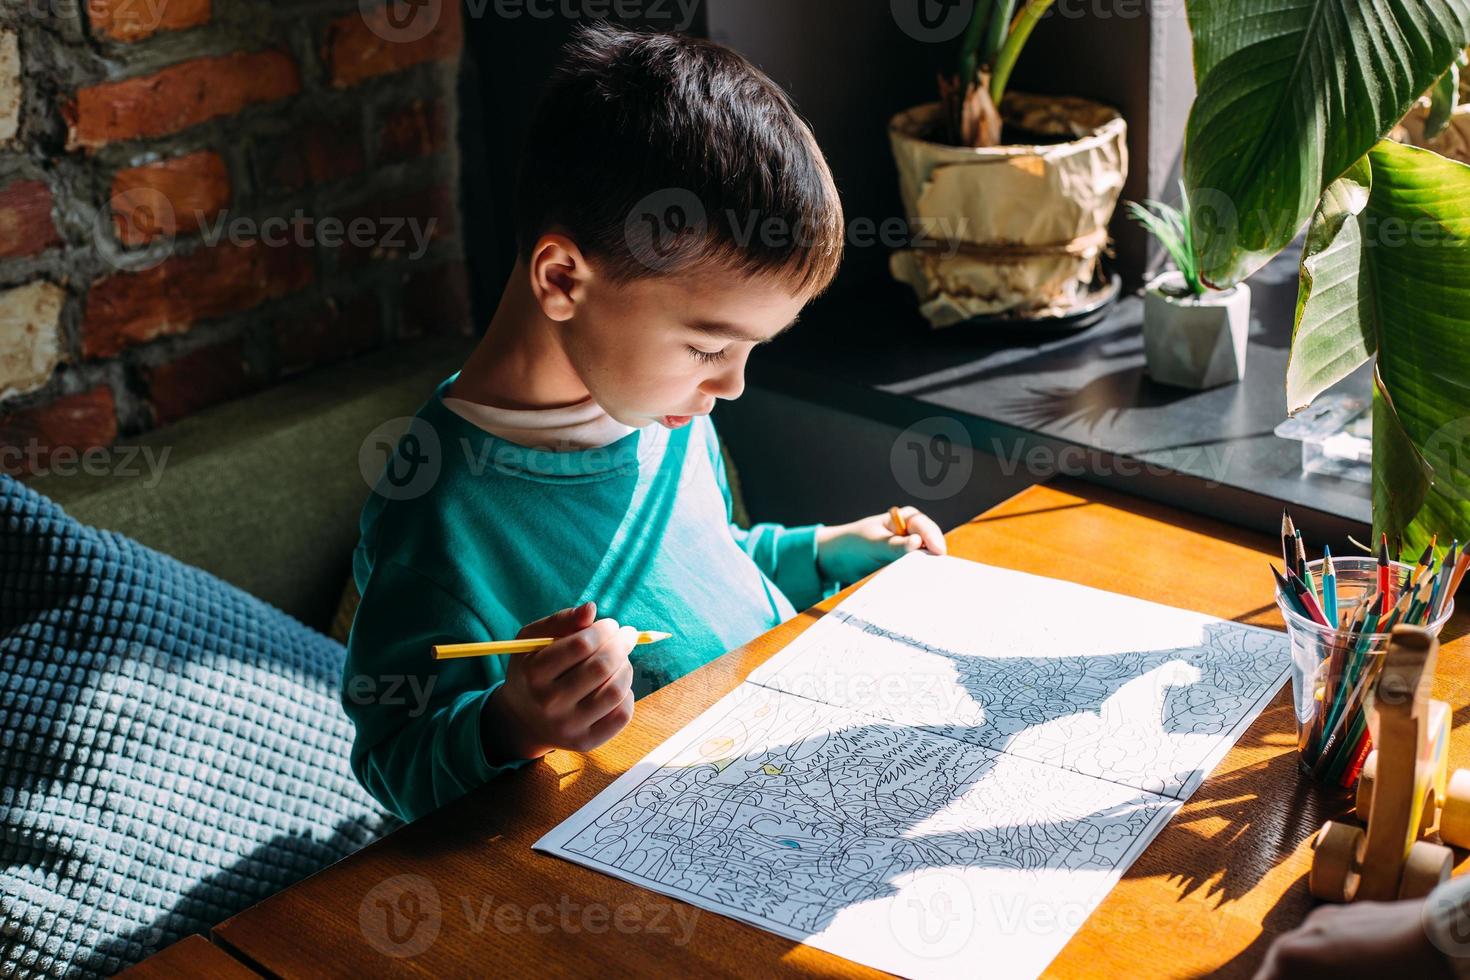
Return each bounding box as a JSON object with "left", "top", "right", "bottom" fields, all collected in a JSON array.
[{"left": 1142, "top": 271, "right": 1251, "bottom": 389}]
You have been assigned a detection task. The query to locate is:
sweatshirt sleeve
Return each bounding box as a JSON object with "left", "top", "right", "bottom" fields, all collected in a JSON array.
[
  {"left": 342, "top": 558, "right": 531, "bottom": 822},
  {"left": 1424, "top": 873, "right": 1470, "bottom": 976},
  {"left": 707, "top": 422, "right": 844, "bottom": 612}
]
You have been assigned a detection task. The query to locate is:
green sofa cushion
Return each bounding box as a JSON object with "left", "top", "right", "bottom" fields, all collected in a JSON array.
[{"left": 29, "top": 338, "right": 475, "bottom": 632}]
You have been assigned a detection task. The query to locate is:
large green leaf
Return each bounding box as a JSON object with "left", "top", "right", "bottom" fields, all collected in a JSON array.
[
  {"left": 1292, "top": 139, "right": 1470, "bottom": 552},
  {"left": 1184, "top": 0, "right": 1470, "bottom": 288},
  {"left": 1287, "top": 156, "right": 1375, "bottom": 409},
  {"left": 1372, "top": 369, "right": 1431, "bottom": 552}
]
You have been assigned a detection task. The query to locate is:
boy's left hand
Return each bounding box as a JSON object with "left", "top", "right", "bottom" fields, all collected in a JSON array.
[{"left": 815, "top": 506, "right": 946, "bottom": 585}]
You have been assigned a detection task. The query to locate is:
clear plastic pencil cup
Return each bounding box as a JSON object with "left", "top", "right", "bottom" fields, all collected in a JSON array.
[{"left": 1279, "top": 557, "right": 1454, "bottom": 788}]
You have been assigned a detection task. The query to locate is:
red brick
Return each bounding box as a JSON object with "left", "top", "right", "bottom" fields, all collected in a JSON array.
[
  {"left": 334, "top": 182, "right": 455, "bottom": 270},
  {"left": 273, "top": 292, "right": 381, "bottom": 374},
  {"left": 90, "top": 0, "right": 210, "bottom": 43},
  {"left": 323, "top": 0, "right": 462, "bottom": 89},
  {"left": 0, "top": 386, "right": 118, "bottom": 479},
  {"left": 0, "top": 179, "right": 60, "bottom": 259},
  {"left": 399, "top": 260, "right": 470, "bottom": 338},
  {"left": 142, "top": 338, "right": 260, "bottom": 425},
  {"left": 83, "top": 239, "right": 314, "bottom": 358},
  {"left": 254, "top": 121, "right": 365, "bottom": 195},
  {"left": 110, "top": 150, "right": 230, "bottom": 246},
  {"left": 65, "top": 50, "right": 300, "bottom": 150},
  {"left": 378, "top": 98, "right": 448, "bottom": 162}
]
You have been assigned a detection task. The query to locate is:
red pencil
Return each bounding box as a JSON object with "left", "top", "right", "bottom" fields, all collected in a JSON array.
[
  {"left": 1341, "top": 729, "right": 1374, "bottom": 788},
  {"left": 1287, "top": 569, "right": 1332, "bottom": 627},
  {"left": 1378, "top": 533, "right": 1392, "bottom": 612}
]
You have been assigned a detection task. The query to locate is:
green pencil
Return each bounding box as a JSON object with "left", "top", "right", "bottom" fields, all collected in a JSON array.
[
  {"left": 1296, "top": 533, "right": 1315, "bottom": 598},
  {"left": 1321, "top": 546, "right": 1337, "bottom": 627}
]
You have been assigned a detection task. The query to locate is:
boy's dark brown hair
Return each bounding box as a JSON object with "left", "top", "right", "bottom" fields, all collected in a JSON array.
[{"left": 513, "top": 22, "right": 844, "bottom": 298}]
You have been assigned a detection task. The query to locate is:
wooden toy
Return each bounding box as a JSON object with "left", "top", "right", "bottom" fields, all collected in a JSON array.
[{"left": 1309, "top": 625, "right": 1470, "bottom": 901}]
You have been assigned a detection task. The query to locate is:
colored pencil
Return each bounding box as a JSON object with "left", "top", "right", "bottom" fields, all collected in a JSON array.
[
  {"left": 1450, "top": 548, "right": 1470, "bottom": 598},
  {"left": 1341, "top": 724, "right": 1375, "bottom": 788},
  {"left": 889, "top": 506, "right": 909, "bottom": 536},
  {"left": 1321, "top": 546, "right": 1338, "bottom": 627},
  {"left": 1402, "top": 573, "right": 1436, "bottom": 627},
  {"left": 1272, "top": 565, "right": 1309, "bottom": 619},
  {"left": 1313, "top": 668, "right": 1373, "bottom": 780},
  {"left": 1287, "top": 568, "right": 1331, "bottom": 627},
  {"left": 1408, "top": 538, "right": 1436, "bottom": 590},
  {"left": 1281, "top": 510, "right": 1296, "bottom": 576},
  {"left": 1298, "top": 534, "right": 1317, "bottom": 600},
  {"left": 433, "top": 630, "right": 673, "bottom": 659},
  {"left": 1431, "top": 542, "right": 1459, "bottom": 619},
  {"left": 1378, "top": 533, "right": 1392, "bottom": 612}
]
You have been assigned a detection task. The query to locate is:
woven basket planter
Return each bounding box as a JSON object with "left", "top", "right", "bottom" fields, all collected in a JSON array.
[
  {"left": 888, "top": 93, "right": 1128, "bottom": 328},
  {"left": 1391, "top": 101, "right": 1470, "bottom": 165}
]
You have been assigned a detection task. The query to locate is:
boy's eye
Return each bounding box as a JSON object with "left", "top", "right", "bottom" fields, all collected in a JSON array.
[{"left": 687, "top": 346, "right": 727, "bottom": 364}]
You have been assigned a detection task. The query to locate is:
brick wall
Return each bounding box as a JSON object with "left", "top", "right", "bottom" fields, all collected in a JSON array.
[{"left": 0, "top": 0, "right": 471, "bottom": 479}]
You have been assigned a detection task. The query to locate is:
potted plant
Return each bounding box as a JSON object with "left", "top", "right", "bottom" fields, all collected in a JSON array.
[
  {"left": 888, "top": 1, "right": 1128, "bottom": 328},
  {"left": 1127, "top": 184, "right": 1250, "bottom": 390},
  {"left": 1179, "top": 0, "right": 1470, "bottom": 555},
  {"left": 1391, "top": 48, "right": 1470, "bottom": 164}
]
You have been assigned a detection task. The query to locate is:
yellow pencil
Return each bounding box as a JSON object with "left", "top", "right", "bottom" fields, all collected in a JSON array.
[
  {"left": 432, "top": 630, "right": 673, "bottom": 660},
  {"left": 889, "top": 506, "right": 908, "bottom": 536}
]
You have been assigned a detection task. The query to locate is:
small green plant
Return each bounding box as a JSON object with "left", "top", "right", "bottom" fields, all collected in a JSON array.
[
  {"left": 939, "top": 1, "right": 1056, "bottom": 148},
  {"left": 1125, "top": 182, "right": 1206, "bottom": 298}
]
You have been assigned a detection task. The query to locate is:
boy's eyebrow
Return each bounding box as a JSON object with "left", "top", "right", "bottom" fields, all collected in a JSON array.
[{"left": 688, "top": 314, "right": 802, "bottom": 344}]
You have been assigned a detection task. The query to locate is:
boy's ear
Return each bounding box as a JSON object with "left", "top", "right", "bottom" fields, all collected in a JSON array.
[{"left": 528, "top": 233, "right": 592, "bottom": 322}]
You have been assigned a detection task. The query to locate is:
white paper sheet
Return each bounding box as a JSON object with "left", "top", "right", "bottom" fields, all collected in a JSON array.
[{"left": 535, "top": 553, "right": 1290, "bottom": 979}]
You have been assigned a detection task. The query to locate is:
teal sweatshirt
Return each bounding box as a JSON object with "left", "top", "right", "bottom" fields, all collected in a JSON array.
[{"left": 344, "top": 372, "right": 844, "bottom": 821}]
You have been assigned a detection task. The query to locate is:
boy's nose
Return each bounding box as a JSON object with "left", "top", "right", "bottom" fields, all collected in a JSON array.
[{"left": 701, "top": 364, "right": 745, "bottom": 401}]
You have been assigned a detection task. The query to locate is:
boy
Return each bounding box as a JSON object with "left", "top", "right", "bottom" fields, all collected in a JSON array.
[{"left": 345, "top": 23, "right": 945, "bottom": 822}]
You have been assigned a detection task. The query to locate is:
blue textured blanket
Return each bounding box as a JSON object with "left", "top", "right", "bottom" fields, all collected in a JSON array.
[{"left": 0, "top": 474, "right": 397, "bottom": 977}]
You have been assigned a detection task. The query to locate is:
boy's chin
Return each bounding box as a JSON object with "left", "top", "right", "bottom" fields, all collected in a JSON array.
[
  {"left": 603, "top": 402, "right": 704, "bottom": 429},
  {"left": 604, "top": 408, "right": 669, "bottom": 429}
]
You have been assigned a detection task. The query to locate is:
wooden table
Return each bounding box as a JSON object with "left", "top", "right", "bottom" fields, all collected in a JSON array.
[
  {"left": 213, "top": 480, "right": 1470, "bottom": 977},
  {"left": 117, "top": 935, "right": 260, "bottom": 979}
]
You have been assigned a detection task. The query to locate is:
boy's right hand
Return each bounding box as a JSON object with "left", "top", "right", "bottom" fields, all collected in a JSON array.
[{"left": 481, "top": 600, "right": 638, "bottom": 764}]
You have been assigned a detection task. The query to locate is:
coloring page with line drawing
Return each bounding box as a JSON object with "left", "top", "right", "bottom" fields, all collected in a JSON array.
[
  {"left": 749, "top": 554, "right": 1290, "bottom": 800},
  {"left": 535, "top": 552, "right": 1290, "bottom": 979}
]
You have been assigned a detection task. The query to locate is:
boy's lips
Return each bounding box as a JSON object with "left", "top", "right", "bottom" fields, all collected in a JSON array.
[
  {"left": 664, "top": 408, "right": 714, "bottom": 431},
  {"left": 655, "top": 402, "right": 711, "bottom": 429}
]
